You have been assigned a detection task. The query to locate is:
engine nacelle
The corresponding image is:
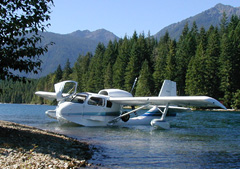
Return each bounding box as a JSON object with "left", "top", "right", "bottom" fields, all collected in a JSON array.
[{"left": 98, "top": 89, "right": 133, "bottom": 97}]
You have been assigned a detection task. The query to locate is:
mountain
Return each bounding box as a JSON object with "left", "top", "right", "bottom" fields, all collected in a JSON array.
[
  {"left": 27, "top": 29, "right": 119, "bottom": 78},
  {"left": 69, "top": 29, "right": 118, "bottom": 43},
  {"left": 27, "top": 4, "right": 240, "bottom": 78},
  {"left": 154, "top": 3, "right": 240, "bottom": 40}
]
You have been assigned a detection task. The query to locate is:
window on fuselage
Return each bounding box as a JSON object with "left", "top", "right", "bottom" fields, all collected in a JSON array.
[
  {"left": 88, "top": 97, "right": 105, "bottom": 107},
  {"left": 106, "top": 100, "right": 112, "bottom": 108},
  {"left": 71, "top": 95, "right": 86, "bottom": 104}
]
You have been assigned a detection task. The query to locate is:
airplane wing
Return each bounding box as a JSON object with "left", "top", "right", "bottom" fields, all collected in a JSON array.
[
  {"left": 35, "top": 91, "right": 56, "bottom": 101},
  {"left": 35, "top": 91, "right": 71, "bottom": 101},
  {"left": 35, "top": 91, "right": 69, "bottom": 101},
  {"left": 109, "top": 96, "right": 226, "bottom": 109}
]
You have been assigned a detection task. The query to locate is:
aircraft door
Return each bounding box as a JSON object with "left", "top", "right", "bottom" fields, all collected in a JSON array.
[
  {"left": 68, "top": 95, "right": 85, "bottom": 118},
  {"left": 84, "top": 96, "right": 106, "bottom": 121}
]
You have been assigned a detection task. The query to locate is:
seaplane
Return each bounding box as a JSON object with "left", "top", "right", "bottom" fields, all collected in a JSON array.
[{"left": 35, "top": 80, "right": 226, "bottom": 129}]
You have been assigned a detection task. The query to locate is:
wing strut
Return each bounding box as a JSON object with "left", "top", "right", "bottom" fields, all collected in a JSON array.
[
  {"left": 157, "top": 103, "right": 169, "bottom": 121},
  {"left": 108, "top": 104, "right": 149, "bottom": 124},
  {"left": 151, "top": 103, "right": 170, "bottom": 129}
]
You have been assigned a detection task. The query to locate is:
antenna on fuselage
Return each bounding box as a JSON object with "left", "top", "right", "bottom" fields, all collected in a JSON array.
[
  {"left": 130, "top": 77, "right": 138, "bottom": 95},
  {"left": 130, "top": 77, "right": 138, "bottom": 114}
]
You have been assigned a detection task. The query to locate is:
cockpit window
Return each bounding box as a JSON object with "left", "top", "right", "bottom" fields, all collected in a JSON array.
[
  {"left": 88, "top": 97, "right": 105, "bottom": 107},
  {"left": 70, "top": 95, "right": 86, "bottom": 104}
]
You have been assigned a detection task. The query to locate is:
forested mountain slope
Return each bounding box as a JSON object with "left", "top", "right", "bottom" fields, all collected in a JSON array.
[
  {"left": 2, "top": 15, "right": 240, "bottom": 109},
  {"left": 154, "top": 3, "right": 240, "bottom": 40}
]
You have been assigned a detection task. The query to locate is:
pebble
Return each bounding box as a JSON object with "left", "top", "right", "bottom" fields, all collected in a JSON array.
[{"left": 0, "top": 120, "right": 94, "bottom": 168}]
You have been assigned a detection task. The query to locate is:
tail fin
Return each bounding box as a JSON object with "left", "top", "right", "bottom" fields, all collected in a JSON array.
[{"left": 158, "top": 80, "right": 176, "bottom": 97}]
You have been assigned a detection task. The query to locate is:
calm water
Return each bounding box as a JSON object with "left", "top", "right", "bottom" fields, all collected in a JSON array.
[{"left": 0, "top": 103, "right": 240, "bottom": 168}]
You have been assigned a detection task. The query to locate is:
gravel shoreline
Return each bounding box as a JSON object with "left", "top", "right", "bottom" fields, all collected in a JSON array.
[{"left": 0, "top": 120, "right": 94, "bottom": 168}]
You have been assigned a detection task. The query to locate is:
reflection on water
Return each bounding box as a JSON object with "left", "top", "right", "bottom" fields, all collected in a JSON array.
[{"left": 0, "top": 104, "right": 239, "bottom": 168}]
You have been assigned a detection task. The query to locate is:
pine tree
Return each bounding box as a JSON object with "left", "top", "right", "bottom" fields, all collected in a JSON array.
[
  {"left": 124, "top": 42, "right": 140, "bottom": 92},
  {"left": 185, "top": 41, "right": 207, "bottom": 95},
  {"left": 219, "top": 16, "right": 240, "bottom": 107},
  {"left": 86, "top": 43, "right": 105, "bottom": 92},
  {"left": 131, "top": 31, "right": 138, "bottom": 43},
  {"left": 153, "top": 32, "right": 170, "bottom": 94},
  {"left": 165, "top": 40, "right": 177, "bottom": 80},
  {"left": 103, "top": 40, "right": 118, "bottom": 67},
  {"left": 113, "top": 36, "right": 130, "bottom": 89},
  {"left": 188, "top": 21, "right": 198, "bottom": 56},
  {"left": 55, "top": 65, "right": 63, "bottom": 82},
  {"left": 136, "top": 33, "right": 148, "bottom": 65},
  {"left": 175, "top": 23, "right": 190, "bottom": 95},
  {"left": 135, "top": 60, "right": 154, "bottom": 96},
  {"left": 231, "top": 20, "right": 240, "bottom": 94},
  {"left": 72, "top": 53, "right": 91, "bottom": 91},
  {"left": 104, "top": 63, "right": 113, "bottom": 88},
  {"left": 94, "top": 43, "right": 105, "bottom": 91},
  {"left": 220, "top": 12, "right": 228, "bottom": 36},
  {"left": 62, "top": 59, "right": 73, "bottom": 80},
  {"left": 185, "top": 27, "right": 207, "bottom": 95},
  {"left": 205, "top": 27, "right": 220, "bottom": 97},
  {"left": 219, "top": 33, "right": 233, "bottom": 107}
]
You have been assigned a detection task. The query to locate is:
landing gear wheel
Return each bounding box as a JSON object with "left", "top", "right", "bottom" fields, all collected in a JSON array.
[{"left": 121, "top": 111, "right": 130, "bottom": 122}]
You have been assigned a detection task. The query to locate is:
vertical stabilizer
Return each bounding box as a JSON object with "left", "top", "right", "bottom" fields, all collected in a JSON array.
[{"left": 158, "top": 80, "right": 176, "bottom": 97}]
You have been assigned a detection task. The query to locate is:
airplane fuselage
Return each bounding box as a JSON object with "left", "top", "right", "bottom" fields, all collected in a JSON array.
[
  {"left": 56, "top": 92, "right": 122, "bottom": 126},
  {"left": 37, "top": 80, "right": 225, "bottom": 128},
  {"left": 53, "top": 92, "right": 189, "bottom": 127}
]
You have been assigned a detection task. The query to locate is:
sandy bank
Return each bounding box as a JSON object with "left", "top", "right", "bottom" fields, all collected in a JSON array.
[{"left": 0, "top": 120, "right": 93, "bottom": 168}]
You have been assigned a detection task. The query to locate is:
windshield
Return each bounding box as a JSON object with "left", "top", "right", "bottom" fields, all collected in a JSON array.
[
  {"left": 67, "top": 93, "right": 87, "bottom": 103},
  {"left": 71, "top": 95, "right": 86, "bottom": 104}
]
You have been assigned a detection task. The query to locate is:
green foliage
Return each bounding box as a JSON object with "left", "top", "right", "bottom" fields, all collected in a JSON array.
[
  {"left": 165, "top": 40, "right": 177, "bottom": 81},
  {"left": 112, "top": 36, "right": 130, "bottom": 89},
  {"left": 232, "top": 90, "right": 240, "bottom": 109},
  {"left": 0, "top": 79, "right": 37, "bottom": 103},
  {"left": 185, "top": 41, "right": 207, "bottom": 95},
  {"left": 62, "top": 59, "right": 73, "bottom": 80},
  {"left": 72, "top": 53, "right": 91, "bottom": 92},
  {"left": 175, "top": 23, "right": 193, "bottom": 95},
  {"left": 55, "top": 65, "right": 63, "bottom": 82},
  {"left": 124, "top": 42, "right": 141, "bottom": 92},
  {"left": 135, "top": 60, "right": 154, "bottom": 96},
  {"left": 153, "top": 32, "right": 170, "bottom": 94},
  {"left": 0, "top": 0, "right": 54, "bottom": 81}
]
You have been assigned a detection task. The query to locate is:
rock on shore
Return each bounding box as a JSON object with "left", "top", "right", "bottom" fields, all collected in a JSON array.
[{"left": 0, "top": 120, "right": 93, "bottom": 168}]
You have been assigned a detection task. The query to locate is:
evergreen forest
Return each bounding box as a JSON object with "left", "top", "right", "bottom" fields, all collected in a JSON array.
[{"left": 1, "top": 15, "right": 240, "bottom": 109}]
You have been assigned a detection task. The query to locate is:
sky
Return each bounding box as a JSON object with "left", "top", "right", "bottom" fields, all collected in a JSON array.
[{"left": 47, "top": 0, "right": 240, "bottom": 38}]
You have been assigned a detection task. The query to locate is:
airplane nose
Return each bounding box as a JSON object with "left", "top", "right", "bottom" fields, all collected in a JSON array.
[{"left": 56, "top": 103, "right": 70, "bottom": 117}]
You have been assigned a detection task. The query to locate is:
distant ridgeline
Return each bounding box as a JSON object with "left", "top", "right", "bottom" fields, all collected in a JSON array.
[
  {"left": 154, "top": 3, "right": 240, "bottom": 40},
  {"left": 1, "top": 14, "right": 240, "bottom": 109}
]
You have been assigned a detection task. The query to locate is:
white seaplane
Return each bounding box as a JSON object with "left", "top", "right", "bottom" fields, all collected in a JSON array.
[{"left": 35, "top": 80, "right": 226, "bottom": 129}]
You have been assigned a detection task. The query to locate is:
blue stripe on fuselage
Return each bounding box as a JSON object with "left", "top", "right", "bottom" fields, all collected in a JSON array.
[
  {"left": 64, "top": 112, "right": 120, "bottom": 116},
  {"left": 142, "top": 112, "right": 162, "bottom": 116}
]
